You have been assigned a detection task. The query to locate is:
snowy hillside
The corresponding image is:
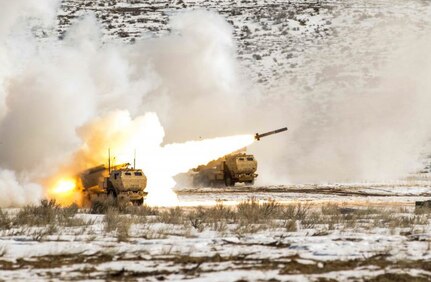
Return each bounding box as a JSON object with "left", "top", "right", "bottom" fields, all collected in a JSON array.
[{"left": 57, "top": 0, "right": 431, "bottom": 92}]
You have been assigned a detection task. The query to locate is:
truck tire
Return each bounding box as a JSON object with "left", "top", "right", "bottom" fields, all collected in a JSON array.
[
  {"left": 80, "top": 192, "right": 90, "bottom": 208},
  {"left": 132, "top": 198, "right": 144, "bottom": 206},
  {"left": 245, "top": 179, "right": 255, "bottom": 186},
  {"left": 192, "top": 177, "right": 200, "bottom": 187},
  {"left": 225, "top": 175, "right": 235, "bottom": 187},
  {"left": 107, "top": 188, "right": 117, "bottom": 204}
]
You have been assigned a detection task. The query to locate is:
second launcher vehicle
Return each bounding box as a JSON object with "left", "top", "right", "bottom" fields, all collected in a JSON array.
[{"left": 191, "top": 127, "right": 287, "bottom": 187}]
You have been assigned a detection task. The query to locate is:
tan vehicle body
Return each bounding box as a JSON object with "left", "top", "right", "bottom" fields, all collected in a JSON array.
[
  {"left": 104, "top": 169, "right": 148, "bottom": 205},
  {"left": 191, "top": 127, "right": 287, "bottom": 187},
  {"left": 77, "top": 163, "right": 147, "bottom": 206},
  {"left": 192, "top": 152, "right": 258, "bottom": 187}
]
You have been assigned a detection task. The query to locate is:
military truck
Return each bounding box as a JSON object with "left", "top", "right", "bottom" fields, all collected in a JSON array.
[
  {"left": 192, "top": 151, "right": 258, "bottom": 187},
  {"left": 191, "top": 127, "right": 288, "bottom": 187},
  {"left": 77, "top": 163, "right": 148, "bottom": 206}
]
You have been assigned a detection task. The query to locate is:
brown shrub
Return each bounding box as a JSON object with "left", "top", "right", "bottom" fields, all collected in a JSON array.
[
  {"left": 283, "top": 204, "right": 311, "bottom": 221},
  {"left": 284, "top": 219, "right": 297, "bottom": 232},
  {"left": 205, "top": 201, "right": 236, "bottom": 223},
  {"left": 321, "top": 204, "right": 340, "bottom": 216},
  {"left": 159, "top": 207, "right": 184, "bottom": 225},
  {"left": 188, "top": 207, "right": 207, "bottom": 232},
  {"left": 0, "top": 209, "right": 11, "bottom": 229},
  {"left": 104, "top": 208, "right": 122, "bottom": 232},
  {"left": 15, "top": 200, "right": 59, "bottom": 226},
  {"left": 103, "top": 208, "right": 133, "bottom": 241},
  {"left": 237, "top": 198, "right": 283, "bottom": 223}
]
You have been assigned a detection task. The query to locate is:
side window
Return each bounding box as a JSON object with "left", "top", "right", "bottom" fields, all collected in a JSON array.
[
  {"left": 247, "top": 157, "right": 254, "bottom": 161},
  {"left": 125, "top": 172, "right": 132, "bottom": 176},
  {"left": 114, "top": 173, "right": 119, "bottom": 179},
  {"left": 239, "top": 158, "right": 245, "bottom": 161}
]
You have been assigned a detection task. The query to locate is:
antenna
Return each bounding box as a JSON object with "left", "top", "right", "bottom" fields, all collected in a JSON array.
[
  {"left": 108, "top": 148, "right": 111, "bottom": 174},
  {"left": 133, "top": 149, "right": 136, "bottom": 169}
]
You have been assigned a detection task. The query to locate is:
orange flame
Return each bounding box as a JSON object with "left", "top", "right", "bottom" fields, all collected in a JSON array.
[{"left": 48, "top": 178, "right": 79, "bottom": 206}]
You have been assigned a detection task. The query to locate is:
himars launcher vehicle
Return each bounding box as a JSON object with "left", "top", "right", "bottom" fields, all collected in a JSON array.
[
  {"left": 77, "top": 162, "right": 148, "bottom": 206},
  {"left": 191, "top": 127, "right": 287, "bottom": 187},
  {"left": 192, "top": 150, "right": 258, "bottom": 187}
]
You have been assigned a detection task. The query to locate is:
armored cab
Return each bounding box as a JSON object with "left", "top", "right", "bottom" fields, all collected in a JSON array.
[
  {"left": 224, "top": 153, "right": 258, "bottom": 185},
  {"left": 192, "top": 152, "right": 258, "bottom": 187},
  {"left": 104, "top": 168, "right": 148, "bottom": 205},
  {"left": 77, "top": 163, "right": 147, "bottom": 206}
]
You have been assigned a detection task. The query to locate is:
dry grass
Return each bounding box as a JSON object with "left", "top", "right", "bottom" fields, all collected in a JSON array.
[
  {"left": 11, "top": 200, "right": 83, "bottom": 227},
  {"left": 0, "top": 209, "right": 11, "bottom": 229},
  {"left": 124, "top": 204, "right": 159, "bottom": 217},
  {"left": 284, "top": 203, "right": 311, "bottom": 220},
  {"left": 159, "top": 207, "right": 184, "bottom": 225},
  {"left": 104, "top": 208, "right": 134, "bottom": 242},
  {"left": 15, "top": 199, "right": 59, "bottom": 226},
  {"left": 0, "top": 198, "right": 430, "bottom": 281},
  {"left": 0, "top": 245, "right": 7, "bottom": 257},
  {"left": 187, "top": 207, "right": 207, "bottom": 232},
  {"left": 104, "top": 208, "right": 123, "bottom": 232},
  {"left": 237, "top": 198, "right": 282, "bottom": 223},
  {"left": 1, "top": 198, "right": 430, "bottom": 238},
  {"left": 144, "top": 201, "right": 430, "bottom": 236},
  {"left": 90, "top": 198, "right": 116, "bottom": 214}
]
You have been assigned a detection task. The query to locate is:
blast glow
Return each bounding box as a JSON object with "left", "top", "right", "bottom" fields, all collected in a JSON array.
[
  {"left": 49, "top": 111, "right": 255, "bottom": 207},
  {"left": 52, "top": 179, "right": 76, "bottom": 194},
  {"left": 48, "top": 178, "right": 78, "bottom": 206}
]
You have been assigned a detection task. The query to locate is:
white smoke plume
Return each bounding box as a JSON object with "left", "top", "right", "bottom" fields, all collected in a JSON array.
[
  {"left": 1, "top": 0, "right": 431, "bottom": 207},
  {"left": 0, "top": 1, "right": 248, "bottom": 207},
  {"left": 0, "top": 0, "right": 61, "bottom": 207},
  {"left": 0, "top": 169, "right": 43, "bottom": 207},
  {"left": 263, "top": 28, "right": 431, "bottom": 183}
]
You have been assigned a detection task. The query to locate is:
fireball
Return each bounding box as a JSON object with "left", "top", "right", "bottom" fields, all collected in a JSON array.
[
  {"left": 52, "top": 179, "right": 76, "bottom": 194},
  {"left": 48, "top": 178, "right": 78, "bottom": 206}
]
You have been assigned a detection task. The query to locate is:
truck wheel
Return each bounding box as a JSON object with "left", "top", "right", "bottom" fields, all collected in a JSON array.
[
  {"left": 245, "top": 179, "right": 255, "bottom": 186},
  {"left": 132, "top": 198, "right": 144, "bottom": 206},
  {"left": 225, "top": 175, "right": 234, "bottom": 187},
  {"left": 192, "top": 177, "right": 201, "bottom": 187},
  {"left": 107, "top": 189, "right": 117, "bottom": 203},
  {"left": 81, "top": 192, "right": 91, "bottom": 208}
]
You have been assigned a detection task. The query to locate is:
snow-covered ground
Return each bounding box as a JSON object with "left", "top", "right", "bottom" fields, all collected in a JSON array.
[
  {"left": 176, "top": 182, "right": 431, "bottom": 206},
  {"left": 0, "top": 193, "right": 430, "bottom": 281}
]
